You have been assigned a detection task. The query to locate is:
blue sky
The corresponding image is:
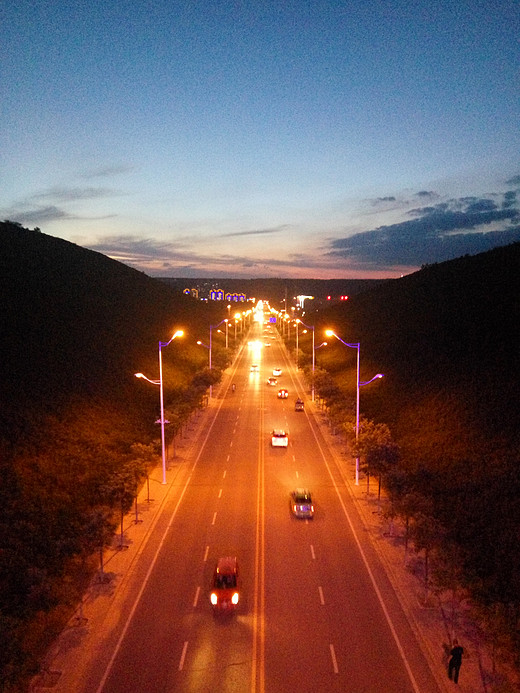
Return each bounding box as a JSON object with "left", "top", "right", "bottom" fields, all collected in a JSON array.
[{"left": 2, "top": 0, "right": 519, "bottom": 278}]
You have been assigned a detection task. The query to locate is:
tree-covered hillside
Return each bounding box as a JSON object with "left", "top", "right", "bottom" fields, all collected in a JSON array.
[
  {"left": 0, "top": 221, "right": 221, "bottom": 437},
  {"left": 319, "top": 242, "right": 520, "bottom": 467},
  {"left": 0, "top": 221, "right": 227, "bottom": 690}
]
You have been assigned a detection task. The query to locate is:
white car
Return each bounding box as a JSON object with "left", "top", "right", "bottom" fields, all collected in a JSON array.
[
  {"left": 271, "top": 429, "right": 289, "bottom": 447},
  {"left": 273, "top": 368, "right": 282, "bottom": 376}
]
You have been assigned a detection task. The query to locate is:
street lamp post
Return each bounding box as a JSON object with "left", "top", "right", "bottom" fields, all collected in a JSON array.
[
  {"left": 295, "top": 319, "right": 300, "bottom": 368},
  {"left": 207, "top": 318, "right": 228, "bottom": 398},
  {"left": 313, "top": 341, "right": 327, "bottom": 402},
  {"left": 234, "top": 313, "right": 241, "bottom": 339},
  {"left": 297, "top": 319, "right": 315, "bottom": 397},
  {"left": 325, "top": 330, "right": 384, "bottom": 486},
  {"left": 135, "top": 329, "right": 184, "bottom": 485},
  {"left": 196, "top": 339, "right": 211, "bottom": 399}
]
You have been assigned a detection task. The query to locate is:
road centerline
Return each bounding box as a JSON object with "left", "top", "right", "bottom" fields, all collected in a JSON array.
[{"left": 251, "top": 376, "right": 266, "bottom": 693}]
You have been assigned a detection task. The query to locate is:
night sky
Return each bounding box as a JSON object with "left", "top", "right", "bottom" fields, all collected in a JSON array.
[{"left": 2, "top": 0, "right": 519, "bottom": 278}]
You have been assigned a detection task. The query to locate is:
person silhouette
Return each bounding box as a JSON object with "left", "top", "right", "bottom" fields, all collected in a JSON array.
[{"left": 448, "top": 639, "right": 464, "bottom": 684}]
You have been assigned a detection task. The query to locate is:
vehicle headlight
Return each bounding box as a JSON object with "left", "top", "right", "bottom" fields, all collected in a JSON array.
[
  {"left": 210, "top": 593, "right": 218, "bottom": 605},
  {"left": 232, "top": 592, "right": 239, "bottom": 605}
]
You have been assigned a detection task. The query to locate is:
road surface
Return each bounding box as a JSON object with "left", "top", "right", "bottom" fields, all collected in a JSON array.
[{"left": 51, "top": 321, "right": 443, "bottom": 693}]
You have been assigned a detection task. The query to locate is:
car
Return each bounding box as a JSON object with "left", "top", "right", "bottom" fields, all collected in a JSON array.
[
  {"left": 290, "top": 489, "right": 314, "bottom": 518},
  {"left": 250, "top": 364, "right": 259, "bottom": 372},
  {"left": 273, "top": 368, "right": 282, "bottom": 376},
  {"left": 264, "top": 341, "right": 271, "bottom": 347},
  {"left": 210, "top": 557, "right": 240, "bottom": 612},
  {"left": 278, "top": 389, "right": 289, "bottom": 399},
  {"left": 295, "top": 398, "right": 304, "bottom": 411},
  {"left": 267, "top": 377, "right": 278, "bottom": 386},
  {"left": 271, "top": 429, "right": 289, "bottom": 447}
]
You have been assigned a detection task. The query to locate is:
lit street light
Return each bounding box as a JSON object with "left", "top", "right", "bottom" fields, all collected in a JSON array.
[
  {"left": 199, "top": 318, "right": 228, "bottom": 398},
  {"left": 297, "top": 319, "right": 316, "bottom": 398},
  {"left": 235, "top": 311, "right": 243, "bottom": 336},
  {"left": 196, "top": 339, "right": 211, "bottom": 398},
  {"left": 135, "top": 329, "right": 184, "bottom": 485},
  {"left": 295, "top": 319, "right": 300, "bottom": 368},
  {"left": 313, "top": 341, "right": 327, "bottom": 402},
  {"left": 325, "top": 330, "right": 384, "bottom": 485}
]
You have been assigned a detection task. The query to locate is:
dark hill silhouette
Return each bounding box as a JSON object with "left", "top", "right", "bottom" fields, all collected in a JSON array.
[
  {"left": 0, "top": 221, "right": 218, "bottom": 442},
  {"left": 319, "top": 242, "right": 520, "bottom": 465}
]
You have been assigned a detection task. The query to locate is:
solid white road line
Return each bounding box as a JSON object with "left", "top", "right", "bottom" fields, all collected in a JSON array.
[{"left": 308, "top": 415, "right": 422, "bottom": 693}]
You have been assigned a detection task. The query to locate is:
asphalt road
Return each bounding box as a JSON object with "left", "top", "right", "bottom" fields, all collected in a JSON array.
[{"left": 69, "top": 321, "right": 443, "bottom": 693}]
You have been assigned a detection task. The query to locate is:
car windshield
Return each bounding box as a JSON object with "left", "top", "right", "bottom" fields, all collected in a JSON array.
[
  {"left": 273, "top": 431, "right": 286, "bottom": 437},
  {"left": 294, "top": 492, "right": 311, "bottom": 502},
  {"left": 214, "top": 574, "right": 237, "bottom": 589}
]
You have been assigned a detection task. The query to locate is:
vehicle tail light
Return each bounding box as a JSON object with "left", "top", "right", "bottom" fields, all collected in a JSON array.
[
  {"left": 311, "top": 505, "right": 314, "bottom": 512},
  {"left": 210, "top": 592, "right": 218, "bottom": 605},
  {"left": 232, "top": 592, "right": 239, "bottom": 605}
]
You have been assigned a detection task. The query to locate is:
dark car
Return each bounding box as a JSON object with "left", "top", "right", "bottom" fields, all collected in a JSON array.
[
  {"left": 210, "top": 557, "right": 240, "bottom": 612},
  {"left": 290, "top": 489, "right": 314, "bottom": 518},
  {"left": 295, "top": 398, "right": 304, "bottom": 411}
]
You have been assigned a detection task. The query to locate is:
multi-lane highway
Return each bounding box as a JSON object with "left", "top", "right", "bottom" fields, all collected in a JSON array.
[{"left": 67, "top": 319, "right": 443, "bottom": 693}]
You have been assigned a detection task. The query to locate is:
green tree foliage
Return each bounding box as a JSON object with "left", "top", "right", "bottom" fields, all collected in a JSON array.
[
  {"left": 313, "top": 369, "right": 343, "bottom": 408},
  {"left": 352, "top": 421, "right": 399, "bottom": 497}
]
